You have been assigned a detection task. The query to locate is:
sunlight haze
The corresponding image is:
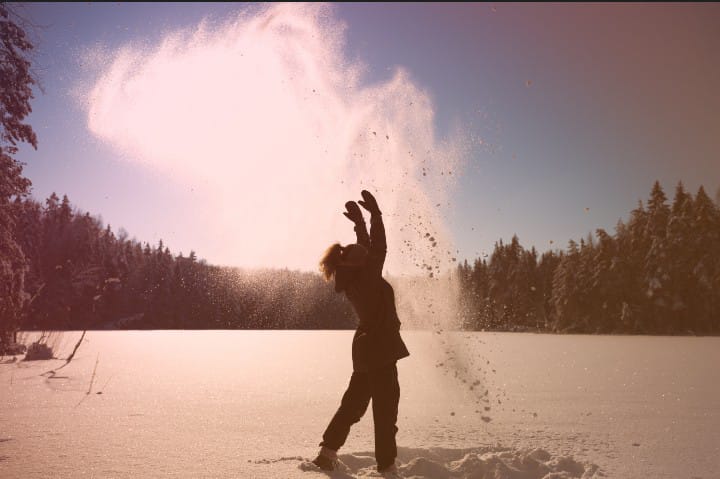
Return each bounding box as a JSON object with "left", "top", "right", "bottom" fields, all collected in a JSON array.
[{"left": 81, "top": 3, "right": 463, "bottom": 272}]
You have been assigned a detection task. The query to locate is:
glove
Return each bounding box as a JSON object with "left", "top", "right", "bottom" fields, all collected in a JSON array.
[
  {"left": 358, "top": 190, "right": 381, "bottom": 216},
  {"left": 343, "top": 201, "right": 364, "bottom": 223}
]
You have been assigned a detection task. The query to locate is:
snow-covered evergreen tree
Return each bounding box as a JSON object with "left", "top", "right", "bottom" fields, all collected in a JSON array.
[
  {"left": 643, "top": 181, "right": 671, "bottom": 332},
  {"left": 551, "top": 240, "right": 581, "bottom": 332},
  {"left": 690, "top": 187, "right": 719, "bottom": 333},
  {"left": 0, "top": 4, "right": 37, "bottom": 349},
  {"left": 666, "top": 182, "right": 694, "bottom": 332}
]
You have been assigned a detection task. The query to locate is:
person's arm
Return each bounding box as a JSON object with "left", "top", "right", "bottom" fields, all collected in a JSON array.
[
  {"left": 344, "top": 201, "right": 370, "bottom": 248},
  {"left": 359, "top": 190, "right": 386, "bottom": 275}
]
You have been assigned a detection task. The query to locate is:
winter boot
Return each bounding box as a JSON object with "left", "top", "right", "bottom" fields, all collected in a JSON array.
[
  {"left": 379, "top": 463, "right": 402, "bottom": 478},
  {"left": 312, "top": 446, "right": 337, "bottom": 471}
]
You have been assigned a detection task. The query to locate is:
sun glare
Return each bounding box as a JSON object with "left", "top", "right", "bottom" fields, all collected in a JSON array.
[{"left": 82, "top": 3, "right": 465, "bottom": 275}]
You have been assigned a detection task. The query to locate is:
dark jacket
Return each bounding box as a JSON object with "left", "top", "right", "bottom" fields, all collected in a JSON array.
[{"left": 335, "top": 212, "right": 410, "bottom": 372}]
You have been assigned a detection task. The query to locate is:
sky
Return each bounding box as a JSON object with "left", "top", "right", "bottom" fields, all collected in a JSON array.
[{"left": 10, "top": 2, "right": 720, "bottom": 271}]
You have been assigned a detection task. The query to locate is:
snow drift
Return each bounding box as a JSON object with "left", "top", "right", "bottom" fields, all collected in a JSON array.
[{"left": 294, "top": 446, "right": 603, "bottom": 478}]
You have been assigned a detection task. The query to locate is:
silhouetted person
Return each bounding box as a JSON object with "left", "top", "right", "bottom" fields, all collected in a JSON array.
[{"left": 313, "top": 190, "right": 410, "bottom": 476}]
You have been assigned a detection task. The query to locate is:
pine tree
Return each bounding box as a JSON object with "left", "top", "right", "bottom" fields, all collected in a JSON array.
[
  {"left": 621, "top": 200, "right": 649, "bottom": 332},
  {"left": 551, "top": 240, "right": 580, "bottom": 332},
  {"left": 456, "top": 260, "right": 476, "bottom": 329},
  {"left": 471, "top": 258, "right": 491, "bottom": 329},
  {"left": 691, "top": 187, "right": 719, "bottom": 333},
  {"left": 575, "top": 235, "right": 596, "bottom": 331},
  {"left": 522, "top": 246, "right": 542, "bottom": 330},
  {"left": 537, "top": 250, "right": 560, "bottom": 330},
  {"left": 589, "top": 228, "right": 620, "bottom": 332},
  {"left": 643, "top": 181, "right": 671, "bottom": 332},
  {"left": 0, "top": 5, "right": 37, "bottom": 349},
  {"left": 666, "top": 182, "right": 694, "bottom": 332}
]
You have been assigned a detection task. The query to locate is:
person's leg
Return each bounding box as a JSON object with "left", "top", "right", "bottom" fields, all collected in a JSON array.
[
  {"left": 320, "top": 371, "right": 372, "bottom": 453},
  {"left": 370, "top": 362, "right": 400, "bottom": 471}
]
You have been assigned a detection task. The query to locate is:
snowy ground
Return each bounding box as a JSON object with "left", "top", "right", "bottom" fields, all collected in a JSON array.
[{"left": 1, "top": 331, "right": 719, "bottom": 478}]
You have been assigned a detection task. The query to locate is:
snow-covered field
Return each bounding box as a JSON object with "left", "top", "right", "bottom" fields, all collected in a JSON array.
[{"left": 1, "top": 331, "right": 719, "bottom": 478}]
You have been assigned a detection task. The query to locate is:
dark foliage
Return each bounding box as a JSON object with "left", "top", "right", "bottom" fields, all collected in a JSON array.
[
  {"left": 1, "top": 5, "right": 717, "bottom": 337},
  {"left": 10, "top": 180, "right": 719, "bottom": 335},
  {"left": 0, "top": 4, "right": 36, "bottom": 350},
  {"left": 458, "top": 181, "right": 720, "bottom": 335},
  {"left": 13, "top": 193, "right": 355, "bottom": 331}
]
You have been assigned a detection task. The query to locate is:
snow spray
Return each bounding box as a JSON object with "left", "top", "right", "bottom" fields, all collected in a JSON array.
[{"left": 80, "top": 3, "right": 492, "bottom": 411}]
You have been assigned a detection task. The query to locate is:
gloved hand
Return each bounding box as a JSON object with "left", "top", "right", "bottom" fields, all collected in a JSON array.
[
  {"left": 343, "top": 201, "right": 364, "bottom": 223},
  {"left": 358, "top": 190, "right": 381, "bottom": 216}
]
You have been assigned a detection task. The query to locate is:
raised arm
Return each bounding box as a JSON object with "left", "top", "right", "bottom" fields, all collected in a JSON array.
[
  {"left": 344, "top": 201, "right": 370, "bottom": 248},
  {"left": 359, "top": 190, "right": 387, "bottom": 274}
]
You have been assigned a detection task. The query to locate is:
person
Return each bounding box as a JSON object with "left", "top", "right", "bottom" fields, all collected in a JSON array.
[{"left": 313, "top": 190, "right": 410, "bottom": 476}]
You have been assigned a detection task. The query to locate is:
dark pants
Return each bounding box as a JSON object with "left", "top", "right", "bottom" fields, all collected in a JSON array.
[{"left": 320, "top": 363, "right": 400, "bottom": 470}]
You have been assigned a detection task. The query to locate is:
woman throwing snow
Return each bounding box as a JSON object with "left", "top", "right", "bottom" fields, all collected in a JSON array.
[{"left": 313, "top": 190, "right": 410, "bottom": 476}]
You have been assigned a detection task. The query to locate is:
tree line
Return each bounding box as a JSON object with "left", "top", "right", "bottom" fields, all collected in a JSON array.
[
  {"left": 10, "top": 191, "right": 356, "bottom": 332},
  {"left": 457, "top": 181, "right": 720, "bottom": 335},
  {"left": 3, "top": 180, "right": 718, "bottom": 338},
  {"left": 0, "top": 5, "right": 348, "bottom": 352},
  {"left": 2, "top": 5, "right": 720, "bottom": 354}
]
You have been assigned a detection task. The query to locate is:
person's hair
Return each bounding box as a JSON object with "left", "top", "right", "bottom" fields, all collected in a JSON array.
[{"left": 319, "top": 243, "right": 343, "bottom": 281}]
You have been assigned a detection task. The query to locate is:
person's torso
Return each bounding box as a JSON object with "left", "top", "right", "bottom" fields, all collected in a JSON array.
[{"left": 344, "top": 268, "right": 399, "bottom": 332}]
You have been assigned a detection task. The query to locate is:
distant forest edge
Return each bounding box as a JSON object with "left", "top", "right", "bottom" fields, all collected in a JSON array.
[
  {"left": 3, "top": 181, "right": 720, "bottom": 338},
  {"left": 0, "top": 6, "right": 718, "bottom": 346}
]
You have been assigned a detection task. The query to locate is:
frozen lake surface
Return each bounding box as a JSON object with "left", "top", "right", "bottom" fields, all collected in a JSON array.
[{"left": 2, "top": 331, "right": 719, "bottom": 478}]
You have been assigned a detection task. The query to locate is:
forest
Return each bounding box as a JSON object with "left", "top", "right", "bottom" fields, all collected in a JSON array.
[
  {"left": 9, "top": 192, "right": 355, "bottom": 332},
  {"left": 2, "top": 4, "right": 719, "bottom": 356},
  {"left": 456, "top": 181, "right": 720, "bottom": 335},
  {"left": 1, "top": 181, "right": 718, "bottom": 341}
]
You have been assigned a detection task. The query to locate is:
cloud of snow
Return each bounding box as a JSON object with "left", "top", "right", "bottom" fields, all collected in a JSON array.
[{"left": 80, "top": 3, "right": 467, "bottom": 328}]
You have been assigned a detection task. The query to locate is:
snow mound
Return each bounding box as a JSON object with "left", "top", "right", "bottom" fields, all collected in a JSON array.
[{"left": 296, "top": 446, "right": 603, "bottom": 478}]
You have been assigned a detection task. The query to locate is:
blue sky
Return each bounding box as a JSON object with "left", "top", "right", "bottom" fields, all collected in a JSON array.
[{"left": 12, "top": 2, "right": 720, "bottom": 267}]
